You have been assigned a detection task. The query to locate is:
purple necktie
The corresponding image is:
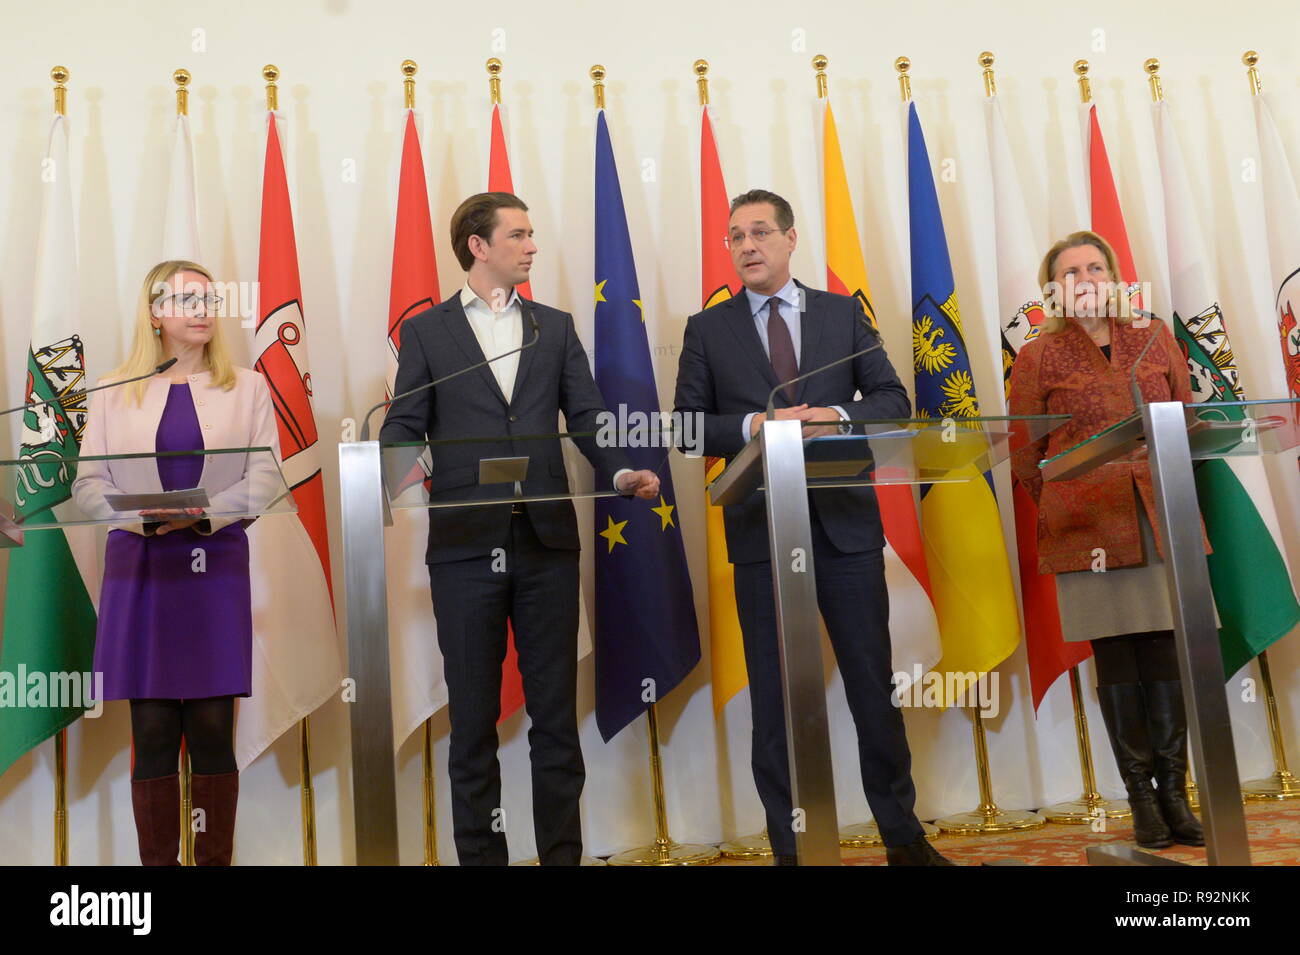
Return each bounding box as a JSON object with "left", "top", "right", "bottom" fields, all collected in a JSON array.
[{"left": 766, "top": 297, "right": 798, "bottom": 402}]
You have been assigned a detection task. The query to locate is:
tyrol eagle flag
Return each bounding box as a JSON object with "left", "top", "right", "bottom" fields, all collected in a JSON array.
[
  {"left": 984, "top": 89, "right": 1088, "bottom": 710},
  {"left": 906, "top": 99, "right": 1021, "bottom": 695},
  {"left": 593, "top": 109, "right": 700, "bottom": 741}
]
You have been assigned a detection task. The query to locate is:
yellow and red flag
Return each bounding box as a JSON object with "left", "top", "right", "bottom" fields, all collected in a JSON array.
[
  {"left": 698, "top": 102, "right": 747, "bottom": 713},
  {"left": 822, "top": 101, "right": 941, "bottom": 676}
]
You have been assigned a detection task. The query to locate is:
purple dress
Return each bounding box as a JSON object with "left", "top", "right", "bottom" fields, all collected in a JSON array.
[{"left": 93, "top": 383, "right": 253, "bottom": 700}]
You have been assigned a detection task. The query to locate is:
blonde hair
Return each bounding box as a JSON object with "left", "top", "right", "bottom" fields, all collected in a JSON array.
[
  {"left": 114, "top": 260, "right": 237, "bottom": 403},
  {"left": 1037, "top": 230, "right": 1133, "bottom": 333}
]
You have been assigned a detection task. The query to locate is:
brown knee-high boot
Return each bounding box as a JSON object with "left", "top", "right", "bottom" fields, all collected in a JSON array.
[
  {"left": 191, "top": 771, "right": 239, "bottom": 865},
  {"left": 131, "top": 773, "right": 182, "bottom": 866}
]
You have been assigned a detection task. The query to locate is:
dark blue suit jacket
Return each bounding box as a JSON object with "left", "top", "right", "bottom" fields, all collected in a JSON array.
[
  {"left": 672, "top": 281, "right": 910, "bottom": 564},
  {"left": 380, "top": 295, "right": 631, "bottom": 564}
]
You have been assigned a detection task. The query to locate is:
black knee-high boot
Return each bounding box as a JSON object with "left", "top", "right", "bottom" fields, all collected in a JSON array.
[
  {"left": 1096, "top": 683, "right": 1173, "bottom": 849},
  {"left": 1143, "top": 680, "right": 1205, "bottom": 847}
]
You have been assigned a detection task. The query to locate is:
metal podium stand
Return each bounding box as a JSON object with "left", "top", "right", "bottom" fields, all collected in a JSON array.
[
  {"left": 1041, "top": 398, "right": 1300, "bottom": 867},
  {"left": 707, "top": 413, "right": 1068, "bottom": 865},
  {"left": 338, "top": 433, "right": 620, "bottom": 865}
]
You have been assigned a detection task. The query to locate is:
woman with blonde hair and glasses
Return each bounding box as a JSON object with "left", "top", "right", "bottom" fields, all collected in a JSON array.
[
  {"left": 73, "top": 260, "right": 280, "bottom": 865},
  {"left": 1009, "top": 230, "right": 1208, "bottom": 851}
]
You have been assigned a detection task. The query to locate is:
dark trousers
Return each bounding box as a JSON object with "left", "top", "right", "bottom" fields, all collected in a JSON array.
[
  {"left": 428, "top": 510, "right": 584, "bottom": 866},
  {"left": 732, "top": 510, "right": 925, "bottom": 854}
]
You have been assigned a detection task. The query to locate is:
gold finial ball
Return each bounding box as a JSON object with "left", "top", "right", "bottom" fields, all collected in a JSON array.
[
  {"left": 1144, "top": 58, "right": 1160, "bottom": 76},
  {"left": 812, "top": 54, "right": 828, "bottom": 72},
  {"left": 894, "top": 56, "right": 911, "bottom": 73},
  {"left": 589, "top": 64, "right": 605, "bottom": 82},
  {"left": 1243, "top": 50, "right": 1259, "bottom": 68},
  {"left": 486, "top": 57, "right": 502, "bottom": 76},
  {"left": 174, "top": 69, "right": 191, "bottom": 87},
  {"left": 263, "top": 64, "right": 279, "bottom": 83},
  {"left": 979, "top": 51, "right": 994, "bottom": 68},
  {"left": 401, "top": 59, "right": 417, "bottom": 78},
  {"left": 1074, "top": 59, "right": 1090, "bottom": 76},
  {"left": 693, "top": 59, "right": 709, "bottom": 77},
  {"left": 51, "top": 65, "right": 69, "bottom": 84}
]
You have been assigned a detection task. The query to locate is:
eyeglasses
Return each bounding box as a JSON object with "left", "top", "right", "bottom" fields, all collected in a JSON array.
[
  {"left": 726, "top": 228, "right": 787, "bottom": 249},
  {"left": 156, "top": 291, "right": 223, "bottom": 314}
]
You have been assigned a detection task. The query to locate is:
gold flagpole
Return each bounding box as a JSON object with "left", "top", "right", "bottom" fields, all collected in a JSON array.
[
  {"left": 261, "top": 61, "right": 322, "bottom": 865},
  {"left": 895, "top": 52, "right": 1039, "bottom": 836},
  {"left": 172, "top": 65, "right": 196, "bottom": 868},
  {"left": 1040, "top": 666, "right": 1132, "bottom": 822},
  {"left": 397, "top": 57, "right": 442, "bottom": 867},
  {"left": 587, "top": 64, "right": 715, "bottom": 866},
  {"left": 694, "top": 57, "right": 771, "bottom": 860},
  {"left": 1237, "top": 50, "right": 1300, "bottom": 802},
  {"left": 50, "top": 63, "right": 72, "bottom": 869}
]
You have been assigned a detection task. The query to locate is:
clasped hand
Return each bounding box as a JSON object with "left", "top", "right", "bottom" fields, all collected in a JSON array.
[{"left": 750, "top": 404, "right": 842, "bottom": 439}]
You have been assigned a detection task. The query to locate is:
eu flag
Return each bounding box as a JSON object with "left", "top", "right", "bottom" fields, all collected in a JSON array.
[{"left": 593, "top": 110, "right": 700, "bottom": 741}]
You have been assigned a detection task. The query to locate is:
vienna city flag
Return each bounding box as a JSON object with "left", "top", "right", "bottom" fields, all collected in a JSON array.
[
  {"left": 593, "top": 110, "right": 701, "bottom": 741},
  {"left": 384, "top": 108, "right": 450, "bottom": 748},
  {"left": 821, "top": 100, "right": 941, "bottom": 675},
  {"left": 984, "top": 93, "right": 1089, "bottom": 710},
  {"left": 0, "top": 112, "right": 99, "bottom": 775},
  {"left": 1153, "top": 97, "right": 1300, "bottom": 675},
  {"left": 243, "top": 108, "right": 343, "bottom": 767},
  {"left": 906, "top": 101, "right": 1020, "bottom": 688},
  {"left": 699, "top": 102, "right": 747, "bottom": 714},
  {"left": 1253, "top": 92, "right": 1300, "bottom": 405}
]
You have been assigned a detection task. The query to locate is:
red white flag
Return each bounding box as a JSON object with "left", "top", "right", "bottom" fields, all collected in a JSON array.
[
  {"left": 985, "top": 94, "right": 1089, "bottom": 709},
  {"left": 238, "top": 109, "right": 342, "bottom": 767},
  {"left": 386, "top": 108, "right": 450, "bottom": 748}
]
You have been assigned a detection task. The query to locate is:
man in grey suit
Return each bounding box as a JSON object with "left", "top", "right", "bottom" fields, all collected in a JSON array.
[
  {"left": 673, "top": 189, "right": 951, "bottom": 865},
  {"left": 381, "top": 192, "right": 659, "bottom": 865}
]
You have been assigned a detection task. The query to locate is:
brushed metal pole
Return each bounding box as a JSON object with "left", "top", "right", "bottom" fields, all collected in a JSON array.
[
  {"left": 340, "top": 440, "right": 399, "bottom": 865},
  {"left": 760, "top": 418, "right": 840, "bottom": 865}
]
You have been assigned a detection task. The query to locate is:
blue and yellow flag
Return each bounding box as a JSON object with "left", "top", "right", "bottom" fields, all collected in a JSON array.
[
  {"left": 593, "top": 110, "right": 700, "bottom": 741},
  {"left": 907, "top": 101, "right": 1020, "bottom": 695}
]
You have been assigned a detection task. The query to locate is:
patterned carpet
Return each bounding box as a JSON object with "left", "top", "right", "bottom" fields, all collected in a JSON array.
[{"left": 714, "top": 800, "right": 1300, "bottom": 865}]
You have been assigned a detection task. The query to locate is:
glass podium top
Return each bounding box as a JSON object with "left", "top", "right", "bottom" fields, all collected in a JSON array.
[
  {"left": 1039, "top": 399, "right": 1300, "bottom": 483},
  {"left": 382, "top": 431, "right": 647, "bottom": 510},
  {"left": 707, "top": 414, "right": 1071, "bottom": 507},
  {"left": 0, "top": 447, "right": 294, "bottom": 532}
]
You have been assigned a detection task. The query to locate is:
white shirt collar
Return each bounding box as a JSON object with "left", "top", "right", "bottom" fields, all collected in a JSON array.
[
  {"left": 744, "top": 277, "right": 799, "bottom": 318},
  {"left": 460, "top": 283, "right": 521, "bottom": 313}
]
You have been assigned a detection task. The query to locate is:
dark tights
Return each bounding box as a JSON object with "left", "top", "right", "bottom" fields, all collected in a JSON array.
[
  {"left": 130, "top": 697, "right": 237, "bottom": 780},
  {"left": 1091, "top": 630, "right": 1181, "bottom": 686}
]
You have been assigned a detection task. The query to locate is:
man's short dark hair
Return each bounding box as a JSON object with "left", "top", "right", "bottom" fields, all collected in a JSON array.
[
  {"left": 450, "top": 192, "right": 529, "bottom": 272},
  {"left": 728, "top": 189, "right": 794, "bottom": 231}
]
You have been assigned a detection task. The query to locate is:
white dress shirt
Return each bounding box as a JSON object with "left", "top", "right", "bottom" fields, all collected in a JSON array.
[
  {"left": 740, "top": 278, "right": 849, "bottom": 441},
  {"left": 459, "top": 282, "right": 633, "bottom": 493},
  {"left": 460, "top": 283, "right": 523, "bottom": 399}
]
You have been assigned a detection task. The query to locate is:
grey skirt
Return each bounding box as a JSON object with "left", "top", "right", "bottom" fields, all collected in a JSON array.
[{"left": 1055, "top": 494, "right": 1175, "bottom": 643}]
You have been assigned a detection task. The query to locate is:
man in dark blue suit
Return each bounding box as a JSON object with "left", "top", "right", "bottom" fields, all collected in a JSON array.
[
  {"left": 381, "top": 192, "right": 660, "bottom": 865},
  {"left": 673, "top": 189, "right": 950, "bottom": 865}
]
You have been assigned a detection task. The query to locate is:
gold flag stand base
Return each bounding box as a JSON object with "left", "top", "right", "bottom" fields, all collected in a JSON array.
[
  {"left": 1243, "top": 771, "right": 1300, "bottom": 801},
  {"left": 511, "top": 856, "right": 608, "bottom": 866},
  {"left": 608, "top": 838, "right": 720, "bottom": 866},
  {"left": 936, "top": 707, "right": 1046, "bottom": 835},
  {"left": 1039, "top": 795, "right": 1131, "bottom": 824},
  {"left": 936, "top": 805, "right": 1045, "bottom": 834},
  {"left": 606, "top": 703, "right": 720, "bottom": 866},
  {"left": 719, "top": 829, "right": 772, "bottom": 859},
  {"left": 839, "top": 821, "right": 940, "bottom": 847}
]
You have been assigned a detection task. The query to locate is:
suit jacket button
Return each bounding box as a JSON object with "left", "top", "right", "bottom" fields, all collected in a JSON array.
[
  {"left": 509, "top": 414, "right": 518, "bottom": 422},
  {"left": 204, "top": 424, "right": 212, "bottom": 430}
]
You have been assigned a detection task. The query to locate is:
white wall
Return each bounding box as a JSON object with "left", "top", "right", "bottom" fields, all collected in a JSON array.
[{"left": 1, "top": 0, "right": 1299, "bottom": 864}]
